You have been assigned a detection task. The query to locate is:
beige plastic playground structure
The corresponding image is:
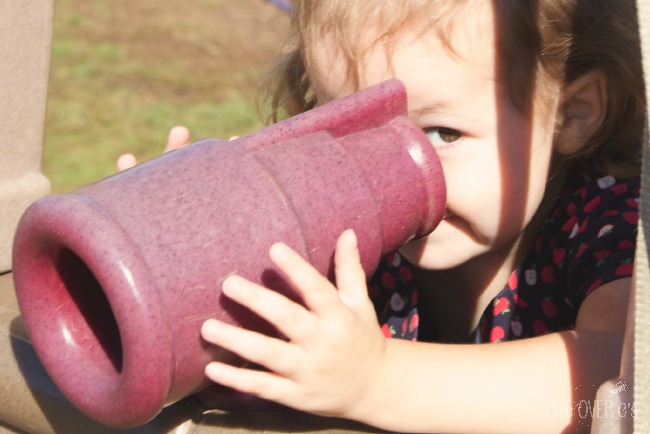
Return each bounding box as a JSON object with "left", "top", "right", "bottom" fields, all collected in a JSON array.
[{"left": 0, "top": 0, "right": 647, "bottom": 433}]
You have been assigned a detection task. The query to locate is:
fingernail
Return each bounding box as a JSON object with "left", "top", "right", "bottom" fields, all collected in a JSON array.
[
  {"left": 344, "top": 229, "right": 357, "bottom": 247},
  {"left": 201, "top": 319, "right": 221, "bottom": 337},
  {"left": 269, "top": 242, "right": 291, "bottom": 261},
  {"left": 205, "top": 362, "right": 224, "bottom": 380},
  {"left": 222, "top": 275, "right": 244, "bottom": 297}
]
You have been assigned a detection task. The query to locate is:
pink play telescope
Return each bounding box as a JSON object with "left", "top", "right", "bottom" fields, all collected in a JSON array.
[{"left": 12, "top": 79, "right": 446, "bottom": 427}]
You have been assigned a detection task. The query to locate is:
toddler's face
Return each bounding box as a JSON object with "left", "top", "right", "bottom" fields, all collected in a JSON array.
[{"left": 308, "top": 8, "right": 562, "bottom": 270}]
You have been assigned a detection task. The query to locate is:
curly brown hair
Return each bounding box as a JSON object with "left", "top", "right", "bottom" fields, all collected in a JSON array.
[{"left": 266, "top": 0, "right": 644, "bottom": 178}]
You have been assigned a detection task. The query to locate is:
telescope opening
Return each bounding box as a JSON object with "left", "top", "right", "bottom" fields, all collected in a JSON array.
[{"left": 55, "top": 248, "right": 124, "bottom": 375}]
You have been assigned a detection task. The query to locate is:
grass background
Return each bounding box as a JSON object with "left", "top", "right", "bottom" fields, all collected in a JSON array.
[{"left": 44, "top": 0, "right": 290, "bottom": 192}]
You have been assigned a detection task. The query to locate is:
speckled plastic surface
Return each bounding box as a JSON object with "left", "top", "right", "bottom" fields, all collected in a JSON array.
[{"left": 12, "top": 79, "right": 446, "bottom": 428}]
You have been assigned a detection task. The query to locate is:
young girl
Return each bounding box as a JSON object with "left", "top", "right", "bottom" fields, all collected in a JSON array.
[{"left": 134, "top": 0, "right": 644, "bottom": 432}]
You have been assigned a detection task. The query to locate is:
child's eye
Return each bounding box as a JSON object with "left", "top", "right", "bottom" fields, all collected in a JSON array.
[{"left": 425, "top": 127, "right": 462, "bottom": 146}]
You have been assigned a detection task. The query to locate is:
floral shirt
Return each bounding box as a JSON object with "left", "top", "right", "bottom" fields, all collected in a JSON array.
[{"left": 368, "top": 175, "right": 640, "bottom": 343}]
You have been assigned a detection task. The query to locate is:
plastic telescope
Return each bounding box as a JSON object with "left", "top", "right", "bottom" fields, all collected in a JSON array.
[{"left": 12, "top": 79, "right": 446, "bottom": 427}]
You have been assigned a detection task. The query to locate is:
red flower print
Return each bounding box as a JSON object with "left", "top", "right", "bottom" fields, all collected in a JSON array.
[
  {"left": 491, "top": 326, "right": 505, "bottom": 342},
  {"left": 410, "top": 290, "right": 418, "bottom": 305},
  {"left": 579, "top": 217, "right": 589, "bottom": 233},
  {"left": 541, "top": 265, "right": 554, "bottom": 284},
  {"left": 593, "top": 249, "right": 612, "bottom": 262},
  {"left": 409, "top": 314, "right": 419, "bottom": 332},
  {"left": 382, "top": 272, "right": 395, "bottom": 290},
  {"left": 553, "top": 248, "right": 565, "bottom": 266},
  {"left": 623, "top": 212, "right": 639, "bottom": 225},
  {"left": 400, "top": 265, "right": 413, "bottom": 282},
  {"left": 575, "top": 243, "right": 588, "bottom": 258},
  {"left": 541, "top": 299, "right": 558, "bottom": 318},
  {"left": 618, "top": 240, "right": 634, "bottom": 249},
  {"left": 533, "top": 320, "right": 548, "bottom": 335},
  {"left": 616, "top": 262, "right": 634, "bottom": 276},
  {"left": 611, "top": 183, "right": 629, "bottom": 196},
  {"left": 566, "top": 202, "right": 578, "bottom": 216},
  {"left": 508, "top": 272, "right": 518, "bottom": 290},
  {"left": 562, "top": 216, "right": 578, "bottom": 232},
  {"left": 381, "top": 324, "right": 393, "bottom": 338},
  {"left": 584, "top": 196, "right": 602, "bottom": 213},
  {"left": 494, "top": 297, "right": 510, "bottom": 315}
]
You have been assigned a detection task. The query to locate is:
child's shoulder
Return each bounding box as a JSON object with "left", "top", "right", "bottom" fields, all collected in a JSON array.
[
  {"left": 534, "top": 173, "right": 639, "bottom": 301},
  {"left": 546, "top": 174, "right": 639, "bottom": 234}
]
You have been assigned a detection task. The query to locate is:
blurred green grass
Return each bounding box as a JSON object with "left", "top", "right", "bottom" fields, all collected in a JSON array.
[{"left": 44, "top": 0, "right": 289, "bottom": 192}]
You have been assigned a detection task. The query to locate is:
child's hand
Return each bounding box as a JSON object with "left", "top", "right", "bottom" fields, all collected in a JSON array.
[
  {"left": 116, "top": 125, "right": 190, "bottom": 171},
  {"left": 200, "top": 229, "right": 387, "bottom": 418}
]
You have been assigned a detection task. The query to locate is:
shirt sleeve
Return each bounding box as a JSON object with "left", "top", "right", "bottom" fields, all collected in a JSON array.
[{"left": 564, "top": 176, "right": 639, "bottom": 305}]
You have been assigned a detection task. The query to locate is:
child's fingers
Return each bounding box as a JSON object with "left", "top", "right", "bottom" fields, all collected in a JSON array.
[
  {"left": 333, "top": 229, "right": 368, "bottom": 307},
  {"left": 201, "top": 318, "right": 301, "bottom": 376},
  {"left": 268, "top": 242, "right": 342, "bottom": 317},
  {"left": 117, "top": 126, "right": 189, "bottom": 172},
  {"left": 165, "top": 125, "right": 190, "bottom": 152},
  {"left": 220, "top": 275, "right": 319, "bottom": 345},
  {"left": 205, "top": 360, "right": 295, "bottom": 404},
  {"left": 116, "top": 153, "right": 137, "bottom": 171}
]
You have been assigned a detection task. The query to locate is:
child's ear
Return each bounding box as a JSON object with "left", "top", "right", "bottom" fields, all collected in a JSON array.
[{"left": 555, "top": 69, "right": 607, "bottom": 155}]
